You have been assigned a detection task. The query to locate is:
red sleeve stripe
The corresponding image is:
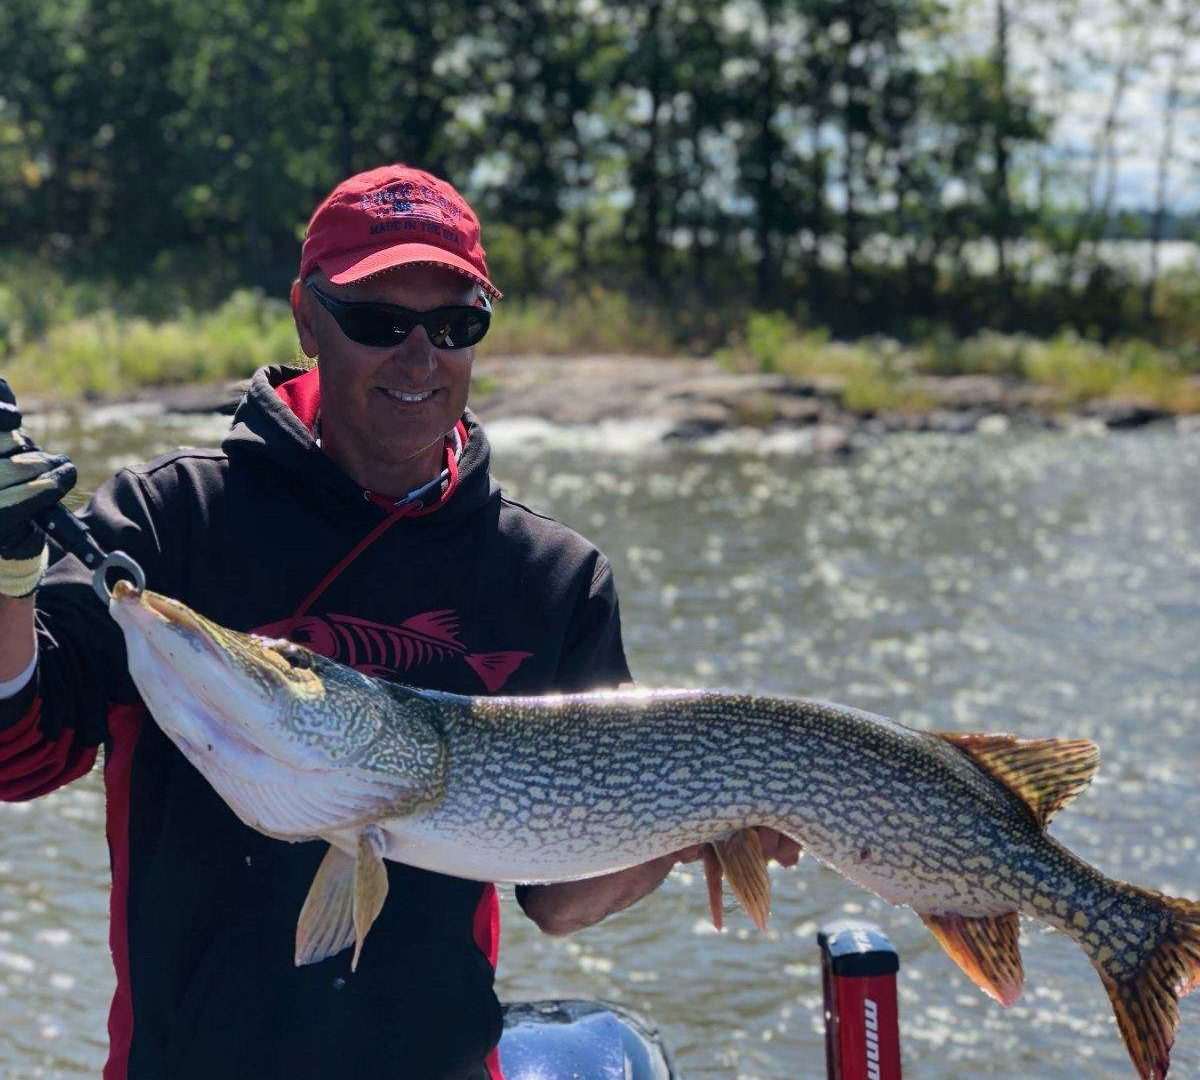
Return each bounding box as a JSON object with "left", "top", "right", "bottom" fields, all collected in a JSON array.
[
  {"left": 0, "top": 697, "right": 98, "bottom": 801},
  {"left": 103, "top": 704, "right": 144, "bottom": 1080},
  {"left": 471, "top": 883, "right": 505, "bottom": 1080}
]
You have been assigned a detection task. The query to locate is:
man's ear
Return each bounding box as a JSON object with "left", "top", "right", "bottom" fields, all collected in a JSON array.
[{"left": 291, "top": 278, "right": 320, "bottom": 359}]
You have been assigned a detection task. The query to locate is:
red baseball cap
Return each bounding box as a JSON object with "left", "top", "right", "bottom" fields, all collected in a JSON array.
[{"left": 299, "top": 164, "right": 501, "bottom": 299}]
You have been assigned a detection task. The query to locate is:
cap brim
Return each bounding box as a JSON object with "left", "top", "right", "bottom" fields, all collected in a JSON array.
[{"left": 319, "top": 244, "right": 502, "bottom": 300}]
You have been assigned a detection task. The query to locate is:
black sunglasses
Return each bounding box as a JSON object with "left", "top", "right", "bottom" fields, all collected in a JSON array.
[{"left": 307, "top": 281, "right": 491, "bottom": 350}]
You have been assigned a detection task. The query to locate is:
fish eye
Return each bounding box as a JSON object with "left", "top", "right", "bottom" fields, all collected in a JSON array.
[{"left": 275, "top": 643, "right": 314, "bottom": 669}]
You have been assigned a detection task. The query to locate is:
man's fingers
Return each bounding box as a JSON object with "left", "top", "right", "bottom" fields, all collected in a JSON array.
[
  {"left": 774, "top": 839, "right": 803, "bottom": 867},
  {"left": 754, "top": 827, "right": 803, "bottom": 867},
  {"left": 0, "top": 455, "right": 76, "bottom": 500}
]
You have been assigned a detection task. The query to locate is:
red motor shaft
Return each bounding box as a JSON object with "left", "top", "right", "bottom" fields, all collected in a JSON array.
[{"left": 818, "top": 920, "right": 902, "bottom": 1080}]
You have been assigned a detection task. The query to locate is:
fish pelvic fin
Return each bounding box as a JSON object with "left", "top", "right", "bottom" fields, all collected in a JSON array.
[
  {"left": 1093, "top": 891, "right": 1200, "bottom": 1080},
  {"left": 935, "top": 732, "right": 1099, "bottom": 828},
  {"left": 920, "top": 910, "right": 1024, "bottom": 1006},
  {"left": 293, "top": 826, "right": 390, "bottom": 972},
  {"left": 351, "top": 826, "right": 389, "bottom": 973},
  {"left": 295, "top": 844, "right": 357, "bottom": 967},
  {"left": 710, "top": 828, "right": 772, "bottom": 932},
  {"left": 702, "top": 845, "right": 726, "bottom": 931}
]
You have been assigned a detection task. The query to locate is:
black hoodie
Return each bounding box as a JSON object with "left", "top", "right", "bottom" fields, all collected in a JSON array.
[{"left": 0, "top": 366, "right": 630, "bottom": 1080}]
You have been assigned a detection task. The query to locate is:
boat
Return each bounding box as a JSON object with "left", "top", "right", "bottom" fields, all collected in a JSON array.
[{"left": 498, "top": 920, "right": 900, "bottom": 1079}]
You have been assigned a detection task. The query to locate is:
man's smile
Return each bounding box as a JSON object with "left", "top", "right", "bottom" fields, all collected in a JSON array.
[{"left": 377, "top": 387, "right": 437, "bottom": 404}]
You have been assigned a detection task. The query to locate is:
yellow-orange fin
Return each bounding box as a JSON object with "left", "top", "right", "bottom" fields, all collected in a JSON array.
[
  {"left": 935, "top": 732, "right": 1099, "bottom": 827},
  {"left": 712, "top": 828, "right": 771, "bottom": 931},
  {"left": 702, "top": 845, "right": 725, "bottom": 931},
  {"left": 295, "top": 843, "right": 356, "bottom": 967},
  {"left": 1094, "top": 892, "right": 1200, "bottom": 1080},
  {"left": 351, "top": 826, "right": 389, "bottom": 972},
  {"left": 920, "top": 910, "right": 1024, "bottom": 1006}
]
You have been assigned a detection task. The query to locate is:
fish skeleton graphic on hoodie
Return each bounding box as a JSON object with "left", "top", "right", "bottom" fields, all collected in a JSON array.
[{"left": 0, "top": 365, "right": 630, "bottom": 1080}]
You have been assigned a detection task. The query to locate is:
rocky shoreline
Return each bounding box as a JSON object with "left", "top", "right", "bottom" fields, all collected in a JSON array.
[{"left": 67, "top": 355, "right": 1200, "bottom": 453}]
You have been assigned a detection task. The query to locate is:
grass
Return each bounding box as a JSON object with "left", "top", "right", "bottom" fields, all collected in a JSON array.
[
  {"left": 3, "top": 258, "right": 1197, "bottom": 415},
  {"left": 2, "top": 265, "right": 675, "bottom": 398},
  {"left": 479, "top": 286, "right": 675, "bottom": 357},
  {"left": 6, "top": 290, "right": 304, "bottom": 397},
  {"left": 717, "top": 312, "right": 1200, "bottom": 415}
]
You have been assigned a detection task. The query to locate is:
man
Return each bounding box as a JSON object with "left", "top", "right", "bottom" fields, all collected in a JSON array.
[{"left": 0, "top": 164, "right": 798, "bottom": 1078}]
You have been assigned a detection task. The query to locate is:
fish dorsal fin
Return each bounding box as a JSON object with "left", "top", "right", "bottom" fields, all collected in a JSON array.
[
  {"left": 921, "top": 911, "right": 1024, "bottom": 1006},
  {"left": 935, "top": 732, "right": 1099, "bottom": 828},
  {"left": 707, "top": 828, "right": 773, "bottom": 931}
]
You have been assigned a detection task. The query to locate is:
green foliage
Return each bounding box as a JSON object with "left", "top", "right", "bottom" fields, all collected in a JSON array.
[
  {"left": 718, "top": 313, "right": 831, "bottom": 375},
  {"left": 480, "top": 288, "right": 675, "bottom": 357},
  {"left": 0, "top": 0, "right": 1192, "bottom": 344},
  {"left": 1154, "top": 272, "right": 1200, "bottom": 362},
  {"left": 0, "top": 0, "right": 1196, "bottom": 387},
  {"left": 719, "top": 311, "right": 1199, "bottom": 415},
  {"left": 1019, "top": 334, "right": 1200, "bottom": 410},
  {"left": 5, "top": 272, "right": 1198, "bottom": 416},
  {"left": 6, "top": 290, "right": 302, "bottom": 397},
  {"left": 917, "top": 331, "right": 1028, "bottom": 377}
]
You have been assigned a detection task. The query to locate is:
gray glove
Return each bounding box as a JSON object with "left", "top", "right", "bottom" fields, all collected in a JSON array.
[{"left": 0, "top": 378, "right": 77, "bottom": 597}]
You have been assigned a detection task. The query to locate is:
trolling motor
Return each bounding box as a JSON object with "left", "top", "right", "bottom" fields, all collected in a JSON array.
[
  {"left": 819, "top": 920, "right": 903, "bottom": 1080},
  {"left": 498, "top": 924, "right": 903, "bottom": 1079}
]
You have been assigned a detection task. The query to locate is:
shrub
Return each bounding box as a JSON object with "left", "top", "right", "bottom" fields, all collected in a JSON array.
[
  {"left": 480, "top": 286, "right": 675, "bottom": 357},
  {"left": 7, "top": 290, "right": 302, "bottom": 397}
]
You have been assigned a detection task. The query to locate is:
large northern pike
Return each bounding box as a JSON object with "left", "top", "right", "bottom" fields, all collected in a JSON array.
[{"left": 109, "top": 581, "right": 1200, "bottom": 1079}]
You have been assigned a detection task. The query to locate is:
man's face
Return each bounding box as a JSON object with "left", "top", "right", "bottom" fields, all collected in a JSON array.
[{"left": 294, "top": 265, "right": 478, "bottom": 491}]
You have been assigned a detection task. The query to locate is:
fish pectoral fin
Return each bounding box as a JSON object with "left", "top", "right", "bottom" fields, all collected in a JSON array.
[
  {"left": 295, "top": 843, "right": 357, "bottom": 968},
  {"left": 934, "top": 731, "right": 1099, "bottom": 828},
  {"left": 351, "top": 826, "right": 389, "bottom": 973},
  {"left": 712, "top": 828, "right": 771, "bottom": 931},
  {"left": 920, "top": 910, "right": 1024, "bottom": 1006}
]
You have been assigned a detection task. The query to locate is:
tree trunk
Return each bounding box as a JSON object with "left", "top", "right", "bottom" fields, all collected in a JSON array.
[
  {"left": 641, "top": 0, "right": 664, "bottom": 286},
  {"left": 991, "top": 0, "right": 1013, "bottom": 320},
  {"left": 754, "top": 46, "right": 780, "bottom": 305},
  {"left": 1142, "top": 9, "right": 1190, "bottom": 325},
  {"left": 841, "top": 3, "right": 865, "bottom": 303}
]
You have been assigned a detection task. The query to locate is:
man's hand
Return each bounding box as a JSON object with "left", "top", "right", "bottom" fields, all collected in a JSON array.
[
  {"left": 754, "top": 827, "right": 803, "bottom": 867},
  {"left": 518, "top": 827, "right": 802, "bottom": 936},
  {"left": 518, "top": 853, "right": 681, "bottom": 936},
  {"left": 0, "top": 377, "right": 76, "bottom": 598}
]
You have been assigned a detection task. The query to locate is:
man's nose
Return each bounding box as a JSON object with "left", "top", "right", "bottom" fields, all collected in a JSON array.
[{"left": 390, "top": 327, "right": 438, "bottom": 375}]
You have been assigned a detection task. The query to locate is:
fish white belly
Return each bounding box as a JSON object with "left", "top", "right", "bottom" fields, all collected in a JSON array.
[{"left": 324, "top": 818, "right": 664, "bottom": 885}]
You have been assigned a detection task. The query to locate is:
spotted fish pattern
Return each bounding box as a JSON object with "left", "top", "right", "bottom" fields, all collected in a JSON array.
[{"left": 110, "top": 586, "right": 1200, "bottom": 1080}]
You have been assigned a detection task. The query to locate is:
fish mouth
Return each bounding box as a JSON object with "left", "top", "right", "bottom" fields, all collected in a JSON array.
[
  {"left": 110, "top": 582, "right": 335, "bottom": 771},
  {"left": 110, "top": 580, "right": 260, "bottom": 714},
  {"left": 112, "top": 578, "right": 213, "bottom": 641},
  {"left": 112, "top": 581, "right": 275, "bottom": 672}
]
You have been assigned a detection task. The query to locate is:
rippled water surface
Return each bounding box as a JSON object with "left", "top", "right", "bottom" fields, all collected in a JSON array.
[{"left": 3, "top": 406, "right": 1198, "bottom": 1078}]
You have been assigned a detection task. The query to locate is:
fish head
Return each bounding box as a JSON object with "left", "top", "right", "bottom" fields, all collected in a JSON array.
[{"left": 109, "top": 582, "right": 394, "bottom": 773}]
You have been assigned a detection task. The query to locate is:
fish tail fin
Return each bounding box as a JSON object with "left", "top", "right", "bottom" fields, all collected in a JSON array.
[{"left": 1091, "top": 888, "right": 1200, "bottom": 1080}]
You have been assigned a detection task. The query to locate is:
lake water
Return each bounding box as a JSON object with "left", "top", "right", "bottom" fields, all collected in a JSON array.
[{"left": 2, "top": 405, "right": 1198, "bottom": 1078}]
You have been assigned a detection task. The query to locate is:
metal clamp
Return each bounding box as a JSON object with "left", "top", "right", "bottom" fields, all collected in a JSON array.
[
  {"left": 92, "top": 552, "right": 146, "bottom": 605},
  {"left": 35, "top": 504, "right": 146, "bottom": 607}
]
